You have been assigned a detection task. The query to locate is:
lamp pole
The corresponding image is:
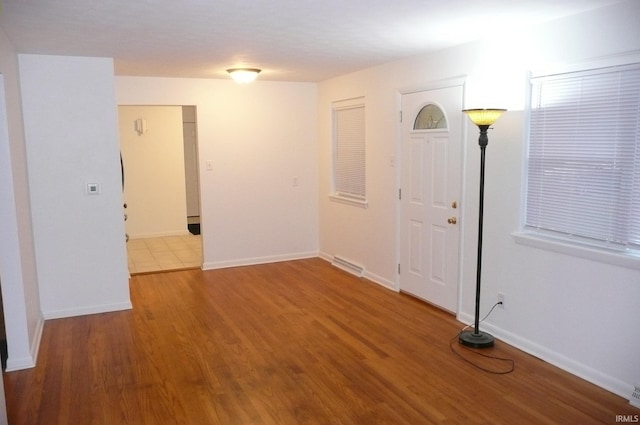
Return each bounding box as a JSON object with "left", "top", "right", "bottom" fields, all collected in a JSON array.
[{"left": 459, "top": 109, "right": 506, "bottom": 349}]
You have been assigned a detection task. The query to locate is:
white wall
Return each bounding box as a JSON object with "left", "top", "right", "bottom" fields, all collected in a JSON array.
[
  {"left": 119, "top": 105, "right": 188, "bottom": 238},
  {"left": 0, "top": 28, "right": 42, "bottom": 371},
  {"left": 116, "top": 77, "right": 319, "bottom": 268},
  {"left": 19, "top": 54, "right": 131, "bottom": 319},
  {"left": 318, "top": 0, "right": 640, "bottom": 400}
]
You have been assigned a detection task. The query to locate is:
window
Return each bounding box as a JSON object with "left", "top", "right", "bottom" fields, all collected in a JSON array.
[
  {"left": 414, "top": 103, "right": 447, "bottom": 130},
  {"left": 524, "top": 63, "right": 640, "bottom": 255},
  {"left": 331, "top": 98, "right": 367, "bottom": 207}
]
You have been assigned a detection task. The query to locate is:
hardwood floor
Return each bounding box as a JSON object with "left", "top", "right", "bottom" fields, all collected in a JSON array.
[{"left": 4, "top": 259, "right": 635, "bottom": 424}]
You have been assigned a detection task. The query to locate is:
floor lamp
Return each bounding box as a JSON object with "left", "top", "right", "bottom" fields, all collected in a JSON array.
[{"left": 459, "top": 108, "right": 506, "bottom": 349}]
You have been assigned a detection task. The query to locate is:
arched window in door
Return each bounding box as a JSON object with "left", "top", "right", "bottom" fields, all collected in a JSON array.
[{"left": 413, "top": 104, "right": 447, "bottom": 130}]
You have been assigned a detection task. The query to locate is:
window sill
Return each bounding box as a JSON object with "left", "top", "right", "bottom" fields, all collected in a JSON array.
[
  {"left": 328, "top": 194, "right": 369, "bottom": 209},
  {"left": 512, "top": 231, "right": 640, "bottom": 271}
]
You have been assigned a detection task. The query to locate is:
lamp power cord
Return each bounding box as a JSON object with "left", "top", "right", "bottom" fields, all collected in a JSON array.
[{"left": 449, "top": 301, "right": 515, "bottom": 374}]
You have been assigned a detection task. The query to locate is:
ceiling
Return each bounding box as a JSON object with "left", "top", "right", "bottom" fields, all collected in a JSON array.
[{"left": 0, "top": 0, "right": 624, "bottom": 82}]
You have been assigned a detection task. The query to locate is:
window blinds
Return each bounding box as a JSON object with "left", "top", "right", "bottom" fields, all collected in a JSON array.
[
  {"left": 526, "top": 63, "right": 640, "bottom": 250},
  {"left": 334, "top": 105, "right": 366, "bottom": 200}
]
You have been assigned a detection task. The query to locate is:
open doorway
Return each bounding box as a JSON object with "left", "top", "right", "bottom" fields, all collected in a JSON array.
[
  {"left": 182, "top": 106, "right": 201, "bottom": 236},
  {"left": 118, "top": 105, "right": 202, "bottom": 274}
]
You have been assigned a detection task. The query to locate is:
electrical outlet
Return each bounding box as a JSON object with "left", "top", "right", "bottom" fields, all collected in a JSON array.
[{"left": 497, "top": 292, "right": 505, "bottom": 308}]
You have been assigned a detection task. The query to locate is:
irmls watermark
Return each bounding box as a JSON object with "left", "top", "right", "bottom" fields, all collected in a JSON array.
[{"left": 616, "top": 415, "right": 640, "bottom": 423}]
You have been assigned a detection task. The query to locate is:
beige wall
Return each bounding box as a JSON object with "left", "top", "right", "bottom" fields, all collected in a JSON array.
[{"left": 116, "top": 78, "right": 319, "bottom": 269}]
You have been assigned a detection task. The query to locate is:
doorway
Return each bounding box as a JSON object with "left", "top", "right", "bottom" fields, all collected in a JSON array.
[
  {"left": 118, "top": 105, "right": 202, "bottom": 274},
  {"left": 399, "top": 84, "right": 464, "bottom": 313},
  {"left": 182, "top": 106, "right": 201, "bottom": 236},
  {"left": 0, "top": 283, "right": 6, "bottom": 369}
]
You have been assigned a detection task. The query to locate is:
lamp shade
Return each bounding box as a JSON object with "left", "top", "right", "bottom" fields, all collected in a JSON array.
[
  {"left": 227, "top": 68, "right": 261, "bottom": 83},
  {"left": 462, "top": 109, "right": 507, "bottom": 126}
]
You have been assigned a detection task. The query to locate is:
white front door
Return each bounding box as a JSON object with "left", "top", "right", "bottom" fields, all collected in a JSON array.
[{"left": 400, "top": 85, "right": 463, "bottom": 313}]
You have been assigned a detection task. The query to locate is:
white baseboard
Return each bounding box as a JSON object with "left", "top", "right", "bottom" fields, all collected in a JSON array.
[
  {"left": 364, "top": 270, "right": 398, "bottom": 291},
  {"left": 202, "top": 251, "right": 318, "bottom": 270},
  {"left": 318, "top": 251, "right": 331, "bottom": 261},
  {"left": 5, "top": 354, "right": 35, "bottom": 372},
  {"left": 128, "top": 230, "right": 191, "bottom": 239},
  {"left": 457, "top": 311, "right": 635, "bottom": 402},
  {"left": 42, "top": 300, "right": 133, "bottom": 320},
  {"left": 29, "top": 315, "right": 44, "bottom": 368},
  {"left": 5, "top": 315, "right": 44, "bottom": 372}
]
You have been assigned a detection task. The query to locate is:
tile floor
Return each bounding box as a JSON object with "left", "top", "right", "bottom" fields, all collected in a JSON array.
[{"left": 127, "top": 234, "right": 202, "bottom": 275}]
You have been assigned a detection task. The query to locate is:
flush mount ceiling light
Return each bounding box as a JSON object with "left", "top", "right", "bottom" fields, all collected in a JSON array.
[{"left": 226, "top": 68, "right": 261, "bottom": 84}]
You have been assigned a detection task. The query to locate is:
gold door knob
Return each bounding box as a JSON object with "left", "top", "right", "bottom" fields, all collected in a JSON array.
[{"left": 447, "top": 217, "right": 457, "bottom": 224}]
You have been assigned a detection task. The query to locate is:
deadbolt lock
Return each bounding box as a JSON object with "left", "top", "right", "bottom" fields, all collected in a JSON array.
[
  {"left": 451, "top": 201, "right": 457, "bottom": 209},
  {"left": 447, "top": 217, "right": 457, "bottom": 224}
]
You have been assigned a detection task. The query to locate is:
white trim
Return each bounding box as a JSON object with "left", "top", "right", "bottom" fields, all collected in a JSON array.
[
  {"left": 512, "top": 231, "right": 640, "bottom": 271},
  {"left": 29, "top": 315, "right": 44, "bottom": 369},
  {"left": 457, "top": 78, "right": 471, "bottom": 320},
  {"left": 332, "top": 96, "right": 365, "bottom": 109},
  {"left": 128, "top": 230, "right": 192, "bottom": 239},
  {"left": 328, "top": 193, "right": 368, "bottom": 208},
  {"left": 4, "top": 316, "right": 43, "bottom": 372},
  {"left": 529, "top": 51, "right": 640, "bottom": 79},
  {"left": 42, "top": 301, "right": 133, "bottom": 320},
  {"left": 202, "top": 251, "right": 318, "bottom": 270},
  {"left": 5, "top": 355, "right": 35, "bottom": 372},
  {"left": 457, "top": 311, "right": 636, "bottom": 401},
  {"left": 363, "top": 269, "right": 397, "bottom": 292},
  {"left": 398, "top": 75, "right": 467, "bottom": 95},
  {"left": 318, "top": 251, "right": 332, "bottom": 263}
]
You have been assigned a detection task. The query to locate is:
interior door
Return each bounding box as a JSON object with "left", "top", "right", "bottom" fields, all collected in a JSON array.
[{"left": 400, "top": 85, "right": 463, "bottom": 313}]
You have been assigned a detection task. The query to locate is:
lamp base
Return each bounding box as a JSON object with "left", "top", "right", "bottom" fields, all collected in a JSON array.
[{"left": 459, "top": 330, "right": 494, "bottom": 348}]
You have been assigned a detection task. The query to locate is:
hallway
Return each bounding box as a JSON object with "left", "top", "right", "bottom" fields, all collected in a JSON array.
[{"left": 126, "top": 234, "right": 201, "bottom": 274}]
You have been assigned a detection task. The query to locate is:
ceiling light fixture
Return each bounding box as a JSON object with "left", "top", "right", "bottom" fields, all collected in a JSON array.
[{"left": 226, "top": 68, "right": 261, "bottom": 84}]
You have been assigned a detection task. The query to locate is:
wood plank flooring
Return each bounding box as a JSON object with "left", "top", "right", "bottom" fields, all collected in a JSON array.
[{"left": 4, "top": 259, "right": 635, "bottom": 424}]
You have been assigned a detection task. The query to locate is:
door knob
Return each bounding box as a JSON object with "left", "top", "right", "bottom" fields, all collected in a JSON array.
[{"left": 447, "top": 217, "right": 457, "bottom": 224}]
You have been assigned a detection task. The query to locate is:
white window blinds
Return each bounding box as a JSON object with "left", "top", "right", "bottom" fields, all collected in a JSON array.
[
  {"left": 525, "top": 63, "right": 640, "bottom": 250},
  {"left": 333, "top": 103, "right": 366, "bottom": 200}
]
